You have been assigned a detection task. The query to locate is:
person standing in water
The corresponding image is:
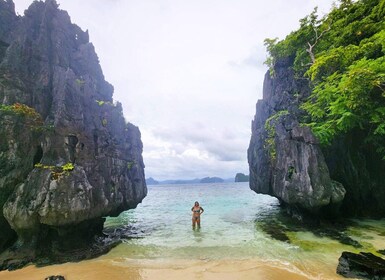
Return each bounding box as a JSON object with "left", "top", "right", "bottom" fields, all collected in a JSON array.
[{"left": 191, "top": 201, "right": 204, "bottom": 229}]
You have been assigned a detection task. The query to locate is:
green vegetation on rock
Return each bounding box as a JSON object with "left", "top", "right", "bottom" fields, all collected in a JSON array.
[
  {"left": 264, "top": 0, "right": 385, "bottom": 158},
  {"left": 127, "top": 161, "right": 135, "bottom": 170},
  {"left": 34, "top": 162, "right": 75, "bottom": 180},
  {"left": 0, "top": 103, "right": 43, "bottom": 127},
  {"left": 264, "top": 110, "right": 289, "bottom": 160}
]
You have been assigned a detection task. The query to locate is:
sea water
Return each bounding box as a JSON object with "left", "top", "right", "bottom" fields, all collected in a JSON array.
[
  {"left": 105, "top": 182, "right": 280, "bottom": 259},
  {"left": 103, "top": 182, "right": 385, "bottom": 278},
  {"left": 2, "top": 182, "right": 385, "bottom": 280}
]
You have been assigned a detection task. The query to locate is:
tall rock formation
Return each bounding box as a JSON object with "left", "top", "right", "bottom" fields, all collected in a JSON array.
[
  {"left": 248, "top": 61, "right": 385, "bottom": 218},
  {"left": 0, "top": 0, "right": 146, "bottom": 264},
  {"left": 248, "top": 0, "right": 385, "bottom": 219},
  {"left": 248, "top": 58, "right": 345, "bottom": 217}
]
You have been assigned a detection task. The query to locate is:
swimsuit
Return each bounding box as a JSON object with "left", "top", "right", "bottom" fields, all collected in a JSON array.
[
  {"left": 192, "top": 207, "right": 201, "bottom": 220},
  {"left": 191, "top": 207, "right": 203, "bottom": 223},
  {"left": 192, "top": 207, "right": 201, "bottom": 215}
]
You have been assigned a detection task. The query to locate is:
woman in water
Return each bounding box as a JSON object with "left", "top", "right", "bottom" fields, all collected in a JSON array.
[{"left": 191, "top": 201, "right": 204, "bottom": 229}]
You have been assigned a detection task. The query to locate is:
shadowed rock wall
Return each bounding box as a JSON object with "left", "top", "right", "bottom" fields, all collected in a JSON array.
[
  {"left": 248, "top": 58, "right": 345, "bottom": 217},
  {"left": 248, "top": 53, "right": 385, "bottom": 219},
  {"left": 0, "top": 0, "right": 146, "bottom": 260}
]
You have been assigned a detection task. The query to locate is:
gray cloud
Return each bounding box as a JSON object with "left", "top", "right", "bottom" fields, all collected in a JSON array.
[{"left": 14, "top": 0, "right": 335, "bottom": 180}]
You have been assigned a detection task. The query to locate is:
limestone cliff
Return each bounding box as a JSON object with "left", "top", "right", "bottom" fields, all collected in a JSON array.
[
  {"left": 0, "top": 0, "right": 146, "bottom": 264},
  {"left": 248, "top": 56, "right": 385, "bottom": 218},
  {"left": 248, "top": 0, "right": 385, "bottom": 219},
  {"left": 248, "top": 58, "right": 345, "bottom": 217}
]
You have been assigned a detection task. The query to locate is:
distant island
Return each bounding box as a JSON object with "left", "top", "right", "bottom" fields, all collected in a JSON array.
[
  {"left": 146, "top": 177, "right": 233, "bottom": 185},
  {"left": 146, "top": 177, "right": 159, "bottom": 185},
  {"left": 235, "top": 173, "right": 249, "bottom": 182},
  {"left": 200, "top": 177, "right": 224, "bottom": 183}
]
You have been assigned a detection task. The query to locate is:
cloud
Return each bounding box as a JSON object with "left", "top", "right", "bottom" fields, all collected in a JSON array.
[
  {"left": 228, "top": 46, "right": 267, "bottom": 69},
  {"left": 141, "top": 122, "right": 249, "bottom": 179},
  {"left": 13, "top": 0, "right": 335, "bottom": 180}
]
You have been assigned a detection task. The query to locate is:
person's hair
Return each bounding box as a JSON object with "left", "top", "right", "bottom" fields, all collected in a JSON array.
[{"left": 194, "top": 201, "right": 199, "bottom": 206}]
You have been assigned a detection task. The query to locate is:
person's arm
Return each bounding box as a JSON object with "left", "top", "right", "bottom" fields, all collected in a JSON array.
[
  {"left": 191, "top": 207, "right": 194, "bottom": 212},
  {"left": 200, "top": 207, "right": 204, "bottom": 214}
]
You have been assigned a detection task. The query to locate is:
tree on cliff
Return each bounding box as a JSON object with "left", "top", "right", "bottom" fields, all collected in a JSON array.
[{"left": 264, "top": 0, "right": 385, "bottom": 158}]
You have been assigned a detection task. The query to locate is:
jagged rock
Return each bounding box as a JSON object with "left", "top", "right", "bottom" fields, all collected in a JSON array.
[
  {"left": 0, "top": 0, "right": 17, "bottom": 43},
  {"left": 0, "top": 109, "right": 42, "bottom": 252},
  {"left": 248, "top": 58, "right": 345, "bottom": 216},
  {"left": 0, "top": 0, "right": 146, "bottom": 269},
  {"left": 337, "top": 252, "right": 385, "bottom": 279}
]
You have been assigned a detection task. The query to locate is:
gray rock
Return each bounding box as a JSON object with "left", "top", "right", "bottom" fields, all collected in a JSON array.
[
  {"left": 248, "top": 58, "right": 345, "bottom": 215},
  {"left": 0, "top": 112, "right": 41, "bottom": 251},
  {"left": 248, "top": 54, "right": 385, "bottom": 218},
  {"left": 337, "top": 251, "right": 385, "bottom": 279},
  {"left": 0, "top": 0, "right": 17, "bottom": 43},
  {"left": 0, "top": 0, "right": 146, "bottom": 267}
]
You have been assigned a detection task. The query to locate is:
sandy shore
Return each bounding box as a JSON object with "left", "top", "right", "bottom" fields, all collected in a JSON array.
[{"left": 0, "top": 256, "right": 346, "bottom": 280}]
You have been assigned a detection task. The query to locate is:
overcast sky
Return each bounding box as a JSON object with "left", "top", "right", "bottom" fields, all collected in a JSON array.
[{"left": 13, "top": 0, "right": 335, "bottom": 180}]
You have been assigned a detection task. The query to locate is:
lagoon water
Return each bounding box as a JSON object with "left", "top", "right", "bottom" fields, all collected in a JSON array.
[{"left": 2, "top": 182, "right": 385, "bottom": 280}]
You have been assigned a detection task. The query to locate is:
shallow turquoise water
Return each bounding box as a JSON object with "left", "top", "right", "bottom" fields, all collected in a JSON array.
[
  {"left": 104, "top": 182, "right": 385, "bottom": 278},
  {"left": 105, "top": 183, "right": 280, "bottom": 258}
]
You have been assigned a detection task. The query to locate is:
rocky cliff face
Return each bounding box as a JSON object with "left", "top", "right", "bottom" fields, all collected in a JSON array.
[
  {"left": 324, "top": 130, "right": 385, "bottom": 217},
  {"left": 248, "top": 55, "right": 385, "bottom": 218},
  {"left": 248, "top": 58, "right": 346, "bottom": 217},
  {"left": 0, "top": 0, "right": 146, "bottom": 265}
]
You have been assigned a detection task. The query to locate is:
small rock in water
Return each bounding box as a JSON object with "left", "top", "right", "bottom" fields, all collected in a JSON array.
[
  {"left": 45, "top": 276, "right": 65, "bottom": 280},
  {"left": 337, "top": 251, "right": 385, "bottom": 279}
]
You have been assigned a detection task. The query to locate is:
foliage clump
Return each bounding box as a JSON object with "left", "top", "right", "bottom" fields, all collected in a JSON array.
[
  {"left": 264, "top": 0, "right": 385, "bottom": 158},
  {"left": 127, "top": 161, "right": 135, "bottom": 170},
  {"left": 0, "top": 103, "right": 43, "bottom": 128},
  {"left": 95, "top": 100, "right": 114, "bottom": 106},
  {"left": 264, "top": 110, "right": 289, "bottom": 160},
  {"left": 34, "top": 162, "right": 75, "bottom": 180}
]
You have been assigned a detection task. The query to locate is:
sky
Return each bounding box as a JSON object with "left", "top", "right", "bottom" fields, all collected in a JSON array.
[{"left": 13, "top": 0, "right": 335, "bottom": 180}]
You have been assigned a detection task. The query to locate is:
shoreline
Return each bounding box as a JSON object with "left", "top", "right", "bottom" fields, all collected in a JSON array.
[{"left": 0, "top": 254, "right": 345, "bottom": 280}]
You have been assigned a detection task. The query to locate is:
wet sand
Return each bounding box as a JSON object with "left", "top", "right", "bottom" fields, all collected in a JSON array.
[{"left": 0, "top": 256, "right": 346, "bottom": 280}]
